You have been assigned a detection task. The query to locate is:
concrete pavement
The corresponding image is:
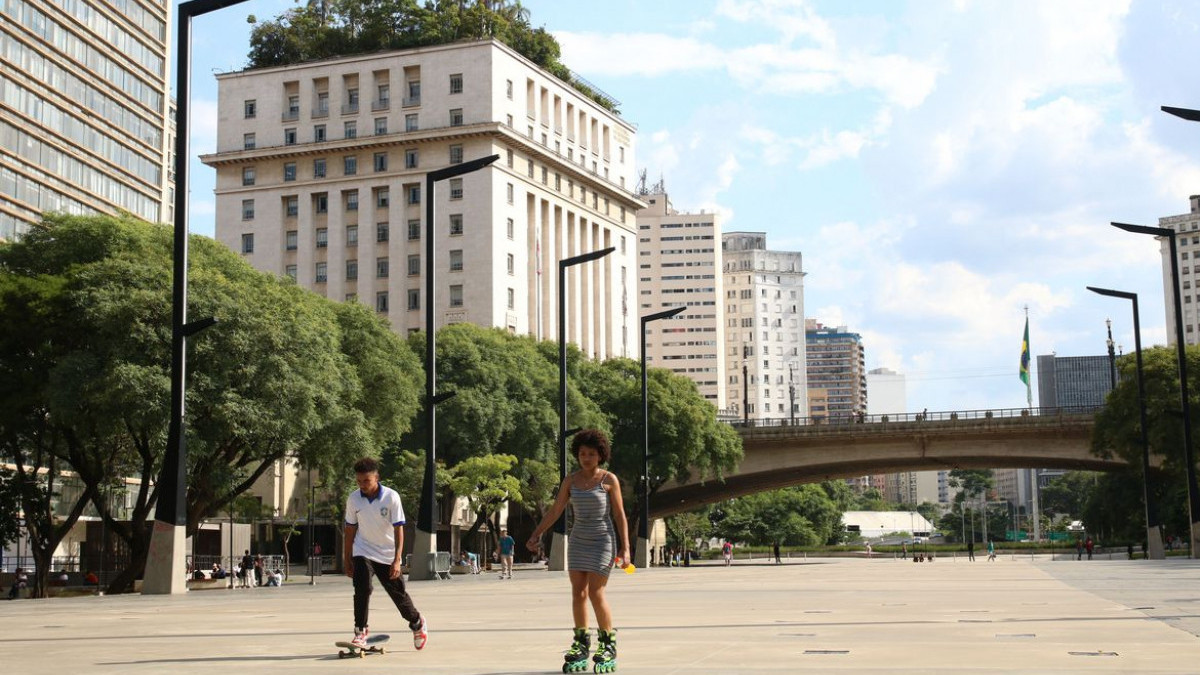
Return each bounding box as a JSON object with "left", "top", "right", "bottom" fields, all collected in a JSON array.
[{"left": 2, "top": 556, "right": 1199, "bottom": 673}]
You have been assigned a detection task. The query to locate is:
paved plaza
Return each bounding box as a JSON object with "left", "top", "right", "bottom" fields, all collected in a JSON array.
[{"left": 3, "top": 556, "right": 1199, "bottom": 673}]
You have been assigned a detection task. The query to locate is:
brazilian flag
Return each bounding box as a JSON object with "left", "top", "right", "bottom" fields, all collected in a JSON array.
[{"left": 1019, "top": 317, "right": 1031, "bottom": 386}]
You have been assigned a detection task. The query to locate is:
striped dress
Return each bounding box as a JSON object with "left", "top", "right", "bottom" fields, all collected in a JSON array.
[{"left": 567, "top": 474, "right": 616, "bottom": 576}]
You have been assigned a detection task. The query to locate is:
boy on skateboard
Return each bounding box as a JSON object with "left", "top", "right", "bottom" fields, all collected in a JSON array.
[{"left": 344, "top": 457, "right": 428, "bottom": 651}]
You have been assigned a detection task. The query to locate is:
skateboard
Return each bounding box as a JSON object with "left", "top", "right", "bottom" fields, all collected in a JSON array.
[{"left": 335, "top": 633, "right": 390, "bottom": 659}]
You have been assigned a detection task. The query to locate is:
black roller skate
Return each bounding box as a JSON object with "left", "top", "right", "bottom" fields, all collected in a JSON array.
[
  {"left": 562, "top": 627, "right": 590, "bottom": 673},
  {"left": 592, "top": 629, "right": 617, "bottom": 673}
]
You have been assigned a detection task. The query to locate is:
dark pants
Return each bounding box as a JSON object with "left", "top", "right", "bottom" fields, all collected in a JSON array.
[{"left": 353, "top": 556, "right": 421, "bottom": 631}]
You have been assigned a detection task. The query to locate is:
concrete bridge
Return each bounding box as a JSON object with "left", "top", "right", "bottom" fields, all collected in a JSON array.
[{"left": 651, "top": 406, "right": 1122, "bottom": 519}]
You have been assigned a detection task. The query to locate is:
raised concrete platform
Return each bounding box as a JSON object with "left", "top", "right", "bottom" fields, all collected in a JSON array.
[{"left": 2, "top": 557, "right": 1198, "bottom": 673}]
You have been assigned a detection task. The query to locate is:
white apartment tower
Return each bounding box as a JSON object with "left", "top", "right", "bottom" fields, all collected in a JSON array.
[
  {"left": 203, "top": 40, "right": 642, "bottom": 357},
  {"left": 1158, "top": 195, "right": 1200, "bottom": 346},
  {"left": 637, "top": 190, "right": 724, "bottom": 407},
  {"left": 0, "top": 0, "right": 174, "bottom": 240},
  {"left": 721, "top": 232, "right": 807, "bottom": 421}
]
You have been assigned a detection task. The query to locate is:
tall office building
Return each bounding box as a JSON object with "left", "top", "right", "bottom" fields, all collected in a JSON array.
[
  {"left": 721, "top": 232, "right": 806, "bottom": 421},
  {"left": 203, "top": 40, "right": 642, "bottom": 357},
  {"left": 1159, "top": 195, "right": 1200, "bottom": 346},
  {"left": 637, "top": 189, "right": 724, "bottom": 407},
  {"left": 0, "top": 0, "right": 174, "bottom": 240},
  {"left": 805, "top": 320, "right": 866, "bottom": 422}
]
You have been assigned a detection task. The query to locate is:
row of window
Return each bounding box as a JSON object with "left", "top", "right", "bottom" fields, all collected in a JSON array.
[
  {"left": 240, "top": 146, "right": 464, "bottom": 186},
  {"left": 252, "top": 72, "right": 463, "bottom": 122},
  {"left": 245, "top": 108, "right": 466, "bottom": 147},
  {"left": 323, "top": 285, "right": 517, "bottom": 315},
  {"left": 241, "top": 215, "right": 520, "bottom": 255},
  {"left": 240, "top": 179, "right": 467, "bottom": 221}
]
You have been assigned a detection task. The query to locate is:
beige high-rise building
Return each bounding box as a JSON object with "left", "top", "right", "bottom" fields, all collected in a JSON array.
[
  {"left": 636, "top": 190, "right": 724, "bottom": 407},
  {"left": 202, "top": 39, "right": 642, "bottom": 357},
  {"left": 722, "top": 232, "right": 807, "bottom": 421},
  {"left": 1158, "top": 195, "right": 1200, "bottom": 346},
  {"left": 0, "top": 0, "right": 174, "bottom": 240},
  {"left": 805, "top": 320, "right": 866, "bottom": 422}
]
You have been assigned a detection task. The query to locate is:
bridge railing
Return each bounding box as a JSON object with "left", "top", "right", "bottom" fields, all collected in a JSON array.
[{"left": 724, "top": 405, "right": 1100, "bottom": 431}]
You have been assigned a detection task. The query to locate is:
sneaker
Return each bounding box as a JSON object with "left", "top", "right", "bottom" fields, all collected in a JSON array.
[
  {"left": 351, "top": 627, "right": 369, "bottom": 649},
  {"left": 412, "top": 617, "right": 428, "bottom": 650}
]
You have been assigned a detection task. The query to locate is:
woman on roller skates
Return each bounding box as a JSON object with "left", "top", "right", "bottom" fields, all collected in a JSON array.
[{"left": 527, "top": 429, "right": 630, "bottom": 673}]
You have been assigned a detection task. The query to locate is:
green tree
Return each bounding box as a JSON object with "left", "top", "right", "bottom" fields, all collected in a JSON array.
[
  {"left": 0, "top": 214, "right": 422, "bottom": 592},
  {"left": 665, "top": 510, "right": 709, "bottom": 556},
  {"left": 447, "top": 453, "right": 522, "bottom": 552},
  {"left": 710, "top": 488, "right": 824, "bottom": 548}
]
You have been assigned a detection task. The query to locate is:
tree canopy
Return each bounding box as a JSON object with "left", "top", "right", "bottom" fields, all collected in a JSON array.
[{"left": 246, "top": 0, "right": 618, "bottom": 113}]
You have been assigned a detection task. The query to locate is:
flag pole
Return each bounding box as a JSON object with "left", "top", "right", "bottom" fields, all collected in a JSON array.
[{"left": 1024, "top": 306, "right": 1032, "bottom": 409}]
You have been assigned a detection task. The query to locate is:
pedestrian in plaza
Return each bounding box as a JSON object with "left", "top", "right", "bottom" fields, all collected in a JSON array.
[
  {"left": 967, "top": 539, "right": 975, "bottom": 561},
  {"left": 722, "top": 540, "right": 733, "bottom": 567},
  {"left": 239, "top": 550, "right": 253, "bottom": 588},
  {"left": 987, "top": 540, "right": 996, "bottom": 561},
  {"left": 1085, "top": 537, "right": 1094, "bottom": 560},
  {"left": 901, "top": 541, "right": 908, "bottom": 559},
  {"left": 498, "top": 527, "right": 515, "bottom": 579},
  {"left": 253, "top": 554, "right": 264, "bottom": 587},
  {"left": 526, "top": 429, "right": 630, "bottom": 673},
  {"left": 344, "top": 456, "right": 428, "bottom": 652},
  {"left": 1075, "top": 538, "right": 1083, "bottom": 561},
  {"left": 7, "top": 567, "right": 28, "bottom": 599},
  {"left": 774, "top": 541, "right": 782, "bottom": 564}
]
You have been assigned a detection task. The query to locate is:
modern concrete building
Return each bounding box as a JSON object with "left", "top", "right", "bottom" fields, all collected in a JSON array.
[
  {"left": 1036, "top": 354, "right": 1113, "bottom": 409},
  {"left": 637, "top": 189, "right": 724, "bottom": 408},
  {"left": 721, "top": 232, "right": 806, "bottom": 421},
  {"left": 0, "top": 0, "right": 174, "bottom": 240},
  {"left": 805, "top": 320, "right": 866, "bottom": 422},
  {"left": 202, "top": 39, "right": 643, "bottom": 358},
  {"left": 1158, "top": 195, "right": 1200, "bottom": 346}
]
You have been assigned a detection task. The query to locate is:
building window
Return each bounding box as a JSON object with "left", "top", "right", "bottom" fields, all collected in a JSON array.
[
  {"left": 407, "top": 289, "right": 420, "bottom": 311},
  {"left": 507, "top": 287, "right": 515, "bottom": 310},
  {"left": 374, "top": 152, "right": 388, "bottom": 172},
  {"left": 541, "top": 167, "right": 548, "bottom": 184},
  {"left": 449, "top": 249, "right": 463, "bottom": 271},
  {"left": 314, "top": 193, "right": 328, "bottom": 213},
  {"left": 528, "top": 160, "right": 535, "bottom": 178},
  {"left": 283, "top": 162, "right": 296, "bottom": 182},
  {"left": 408, "top": 185, "right": 420, "bottom": 204},
  {"left": 449, "top": 73, "right": 463, "bottom": 94},
  {"left": 506, "top": 79, "right": 513, "bottom": 99},
  {"left": 449, "top": 284, "right": 463, "bottom": 307},
  {"left": 506, "top": 183, "right": 514, "bottom": 204},
  {"left": 449, "top": 144, "right": 463, "bottom": 164},
  {"left": 347, "top": 225, "right": 358, "bottom": 247},
  {"left": 404, "top": 149, "right": 418, "bottom": 169},
  {"left": 286, "top": 230, "right": 298, "bottom": 250},
  {"left": 244, "top": 100, "right": 257, "bottom": 118},
  {"left": 507, "top": 253, "right": 514, "bottom": 275},
  {"left": 241, "top": 233, "right": 254, "bottom": 253},
  {"left": 408, "top": 219, "right": 421, "bottom": 240},
  {"left": 376, "top": 84, "right": 390, "bottom": 107},
  {"left": 408, "top": 254, "right": 420, "bottom": 276},
  {"left": 376, "top": 291, "right": 388, "bottom": 313},
  {"left": 344, "top": 156, "right": 357, "bottom": 175},
  {"left": 506, "top": 149, "right": 513, "bottom": 168},
  {"left": 243, "top": 133, "right": 255, "bottom": 150},
  {"left": 284, "top": 128, "right": 297, "bottom": 145},
  {"left": 347, "top": 87, "right": 359, "bottom": 111},
  {"left": 377, "top": 222, "right": 390, "bottom": 242},
  {"left": 407, "top": 79, "right": 421, "bottom": 102},
  {"left": 344, "top": 121, "right": 357, "bottom": 139},
  {"left": 449, "top": 178, "right": 463, "bottom": 200},
  {"left": 285, "top": 196, "right": 298, "bottom": 217},
  {"left": 346, "top": 191, "right": 359, "bottom": 211},
  {"left": 317, "top": 91, "right": 329, "bottom": 115},
  {"left": 315, "top": 262, "right": 328, "bottom": 283},
  {"left": 405, "top": 114, "right": 418, "bottom": 132},
  {"left": 449, "top": 214, "right": 463, "bottom": 236},
  {"left": 242, "top": 199, "right": 255, "bottom": 220},
  {"left": 376, "top": 187, "right": 389, "bottom": 208},
  {"left": 506, "top": 218, "right": 514, "bottom": 240},
  {"left": 314, "top": 124, "right": 326, "bottom": 142},
  {"left": 375, "top": 117, "right": 387, "bottom": 135},
  {"left": 450, "top": 108, "right": 463, "bottom": 127},
  {"left": 286, "top": 94, "right": 300, "bottom": 117},
  {"left": 286, "top": 265, "right": 297, "bottom": 280},
  {"left": 242, "top": 167, "right": 255, "bottom": 186},
  {"left": 346, "top": 259, "right": 358, "bottom": 280},
  {"left": 316, "top": 228, "right": 328, "bottom": 248},
  {"left": 314, "top": 158, "right": 327, "bottom": 178},
  {"left": 377, "top": 257, "right": 390, "bottom": 279}
]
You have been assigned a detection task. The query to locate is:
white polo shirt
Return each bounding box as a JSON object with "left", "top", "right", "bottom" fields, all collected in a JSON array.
[{"left": 345, "top": 485, "right": 406, "bottom": 565}]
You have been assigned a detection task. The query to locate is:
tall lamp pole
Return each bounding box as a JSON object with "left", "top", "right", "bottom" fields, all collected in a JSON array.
[
  {"left": 1112, "top": 220, "right": 1200, "bottom": 558},
  {"left": 409, "top": 154, "right": 500, "bottom": 580},
  {"left": 637, "top": 306, "right": 687, "bottom": 568},
  {"left": 552, "top": 247, "right": 615, "bottom": 571},
  {"left": 142, "top": 0, "right": 239, "bottom": 596},
  {"left": 788, "top": 364, "right": 796, "bottom": 426},
  {"left": 742, "top": 345, "right": 750, "bottom": 425},
  {"left": 1088, "top": 287, "right": 1165, "bottom": 559}
]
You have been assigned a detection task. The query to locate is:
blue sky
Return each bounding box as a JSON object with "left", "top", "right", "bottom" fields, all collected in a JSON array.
[{"left": 181, "top": 0, "right": 1200, "bottom": 413}]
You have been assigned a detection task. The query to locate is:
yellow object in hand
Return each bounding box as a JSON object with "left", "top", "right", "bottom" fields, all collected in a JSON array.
[{"left": 614, "top": 558, "right": 634, "bottom": 574}]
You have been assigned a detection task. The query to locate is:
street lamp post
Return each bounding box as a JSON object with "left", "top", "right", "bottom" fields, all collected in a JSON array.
[
  {"left": 637, "top": 306, "right": 687, "bottom": 569},
  {"left": 1106, "top": 318, "right": 1117, "bottom": 391},
  {"left": 1112, "top": 221, "right": 1200, "bottom": 558},
  {"left": 551, "top": 247, "right": 616, "bottom": 571},
  {"left": 788, "top": 364, "right": 796, "bottom": 426},
  {"left": 1087, "top": 286, "right": 1166, "bottom": 559},
  {"left": 410, "top": 154, "right": 500, "bottom": 581},
  {"left": 142, "top": 0, "right": 240, "bottom": 596},
  {"left": 742, "top": 346, "right": 750, "bottom": 425}
]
